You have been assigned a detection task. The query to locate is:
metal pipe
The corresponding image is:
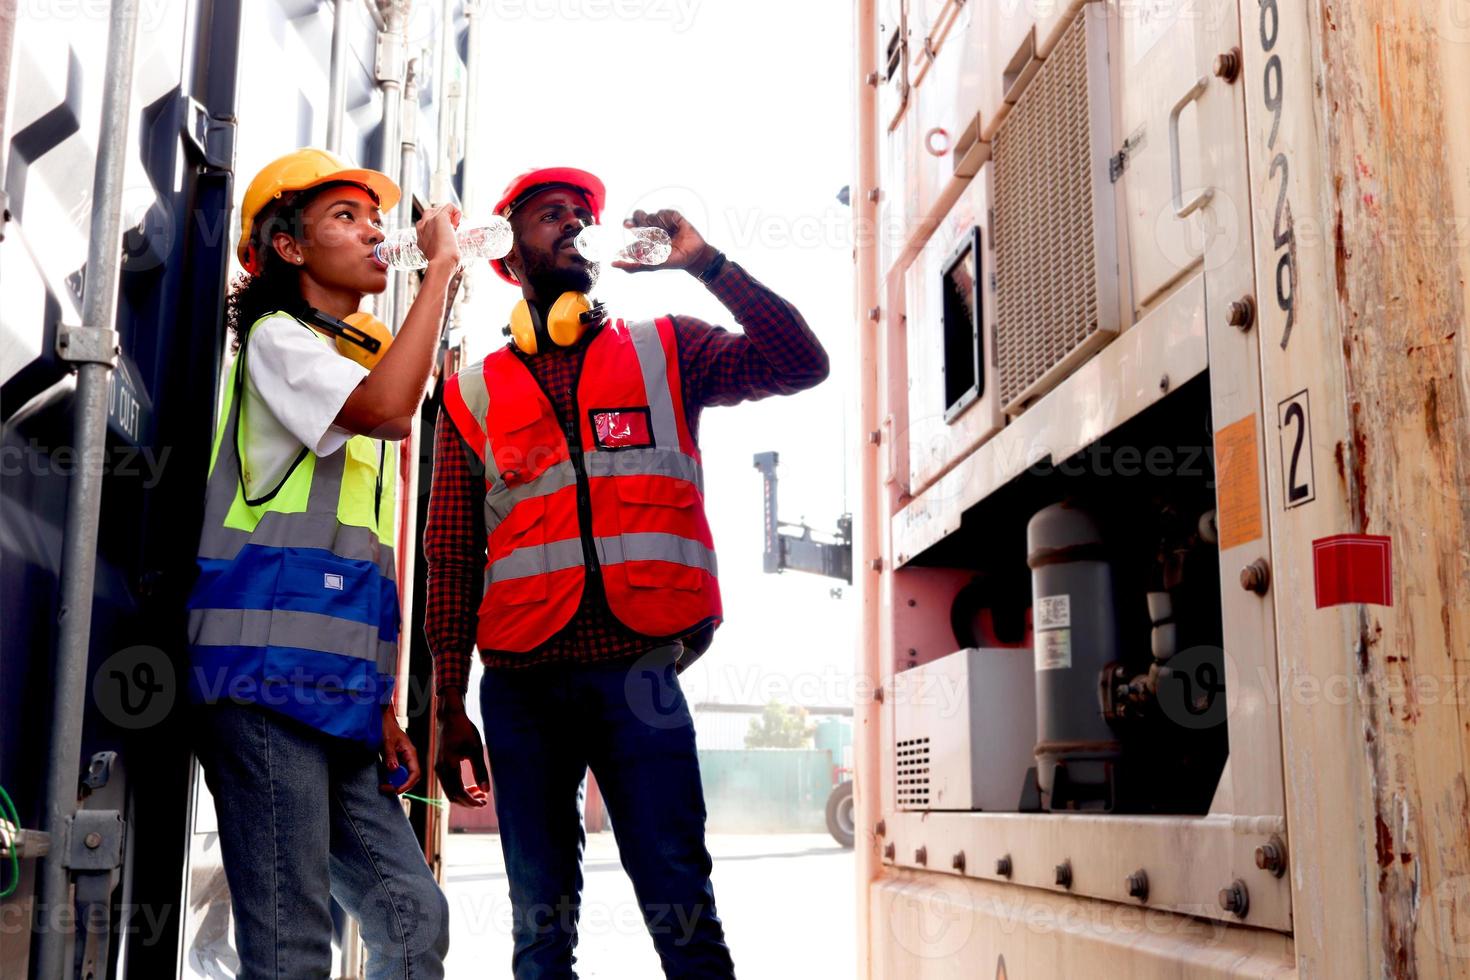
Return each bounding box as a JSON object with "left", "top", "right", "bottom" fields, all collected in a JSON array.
[
  {"left": 460, "top": 0, "right": 483, "bottom": 216},
  {"left": 326, "top": 0, "right": 352, "bottom": 153},
  {"left": 429, "top": 0, "right": 456, "bottom": 203},
  {"left": 32, "top": 0, "right": 142, "bottom": 976},
  {"left": 853, "top": 2, "right": 881, "bottom": 978},
  {"left": 392, "top": 56, "right": 419, "bottom": 332},
  {"left": 373, "top": 1, "right": 407, "bottom": 321},
  {"left": 365, "top": 0, "right": 388, "bottom": 31},
  {"left": 0, "top": 0, "right": 19, "bottom": 186}
]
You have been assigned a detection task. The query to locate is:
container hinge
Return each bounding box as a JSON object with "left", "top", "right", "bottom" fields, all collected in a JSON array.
[
  {"left": 1110, "top": 126, "right": 1148, "bottom": 184},
  {"left": 1108, "top": 149, "right": 1128, "bottom": 183},
  {"left": 181, "top": 95, "right": 237, "bottom": 174}
]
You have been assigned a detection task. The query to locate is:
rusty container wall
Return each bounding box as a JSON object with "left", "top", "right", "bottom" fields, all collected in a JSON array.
[{"left": 1236, "top": 0, "right": 1470, "bottom": 975}]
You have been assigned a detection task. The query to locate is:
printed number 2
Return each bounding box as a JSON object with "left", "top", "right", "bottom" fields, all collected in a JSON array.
[{"left": 1278, "top": 391, "right": 1315, "bottom": 509}]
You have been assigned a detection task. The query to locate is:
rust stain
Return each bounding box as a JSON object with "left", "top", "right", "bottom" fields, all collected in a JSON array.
[
  {"left": 1376, "top": 814, "right": 1395, "bottom": 869},
  {"left": 1424, "top": 379, "right": 1441, "bottom": 447},
  {"left": 1351, "top": 406, "right": 1371, "bottom": 532},
  {"left": 1334, "top": 440, "right": 1347, "bottom": 486}
]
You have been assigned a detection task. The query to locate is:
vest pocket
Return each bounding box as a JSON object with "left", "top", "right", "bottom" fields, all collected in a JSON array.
[
  {"left": 486, "top": 496, "right": 549, "bottom": 605},
  {"left": 268, "top": 550, "right": 382, "bottom": 662},
  {"left": 612, "top": 478, "right": 704, "bottom": 591}
]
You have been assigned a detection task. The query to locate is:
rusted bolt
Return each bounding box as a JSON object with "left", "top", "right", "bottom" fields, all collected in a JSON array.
[
  {"left": 868, "top": 306, "right": 882, "bottom": 321},
  {"left": 906, "top": 648, "right": 917, "bottom": 658},
  {"left": 952, "top": 851, "right": 967, "bottom": 873},
  {"left": 1055, "top": 860, "right": 1073, "bottom": 889},
  {"left": 875, "top": 820, "right": 887, "bottom": 837},
  {"left": 1227, "top": 295, "right": 1256, "bottom": 331},
  {"left": 884, "top": 842, "right": 896, "bottom": 861},
  {"left": 867, "top": 430, "right": 881, "bottom": 445},
  {"left": 867, "top": 187, "right": 882, "bottom": 203},
  {"left": 1126, "top": 869, "right": 1149, "bottom": 901},
  {"left": 868, "top": 558, "right": 883, "bottom": 573},
  {"left": 874, "top": 686, "right": 885, "bottom": 704},
  {"left": 907, "top": 598, "right": 917, "bottom": 607},
  {"left": 1240, "top": 558, "right": 1271, "bottom": 596},
  {"left": 84, "top": 832, "right": 102, "bottom": 849},
  {"left": 1255, "top": 835, "right": 1288, "bottom": 878},
  {"left": 995, "top": 855, "right": 1013, "bottom": 878},
  {"left": 1219, "top": 879, "right": 1250, "bottom": 918},
  {"left": 1214, "top": 47, "right": 1242, "bottom": 83},
  {"left": 914, "top": 846, "right": 928, "bottom": 866},
  {"left": 865, "top": 70, "right": 880, "bottom": 86},
  {"left": 1159, "top": 374, "right": 1171, "bottom": 393}
]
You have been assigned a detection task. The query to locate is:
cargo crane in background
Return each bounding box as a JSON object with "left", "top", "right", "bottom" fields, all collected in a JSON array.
[{"left": 752, "top": 451, "right": 852, "bottom": 595}]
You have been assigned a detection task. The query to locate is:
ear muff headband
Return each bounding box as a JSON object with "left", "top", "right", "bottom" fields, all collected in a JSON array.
[{"left": 302, "top": 306, "right": 393, "bottom": 370}]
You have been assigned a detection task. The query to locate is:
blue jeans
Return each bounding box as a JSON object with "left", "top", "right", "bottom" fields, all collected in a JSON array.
[
  {"left": 193, "top": 701, "right": 450, "bottom": 979},
  {"left": 479, "top": 644, "right": 736, "bottom": 979}
]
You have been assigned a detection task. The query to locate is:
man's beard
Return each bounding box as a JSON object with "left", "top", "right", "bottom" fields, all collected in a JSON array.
[{"left": 522, "top": 241, "right": 599, "bottom": 297}]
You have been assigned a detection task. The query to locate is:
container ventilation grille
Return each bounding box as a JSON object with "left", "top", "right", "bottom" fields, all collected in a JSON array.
[
  {"left": 992, "top": 14, "right": 1104, "bottom": 413},
  {"left": 896, "top": 736, "right": 931, "bottom": 808}
]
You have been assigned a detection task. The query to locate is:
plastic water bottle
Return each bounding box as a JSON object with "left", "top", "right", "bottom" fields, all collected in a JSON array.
[
  {"left": 573, "top": 224, "right": 673, "bottom": 265},
  {"left": 374, "top": 215, "right": 513, "bottom": 270}
]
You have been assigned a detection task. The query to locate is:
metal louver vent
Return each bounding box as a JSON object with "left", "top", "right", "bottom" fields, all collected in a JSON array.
[
  {"left": 896, "top": 736, "right": 931, "bottom": 808},
  {"left": 992, "top": 13, "right": 1120, "bottom": 415}
]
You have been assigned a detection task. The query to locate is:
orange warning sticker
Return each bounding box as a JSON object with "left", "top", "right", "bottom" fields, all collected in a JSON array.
[{"left": 1215, "top": 415, "right": 1264, "bottom": 550}]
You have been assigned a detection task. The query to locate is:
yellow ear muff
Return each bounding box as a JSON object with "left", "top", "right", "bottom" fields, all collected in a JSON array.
[
  {"left": 509, "top": 299, "right": 541, "bottom": 355},
  {"left": 546, "top": 292, "right": 593, "bottom": 348},
  {"left": 507, "top": 293, "right": 598, "bottom": 354},
  {"left": 336, "top": 311, "right": 393, "bottom": 370}
]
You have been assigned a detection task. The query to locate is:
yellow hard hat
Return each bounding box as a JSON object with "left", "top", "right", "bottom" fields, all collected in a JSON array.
[{"left": 237, "top": 147, "right": 400, "bottom": 274}]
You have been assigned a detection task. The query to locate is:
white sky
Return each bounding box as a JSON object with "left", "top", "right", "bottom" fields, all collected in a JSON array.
[{"left": 457, "top": 0, "right": 860, "bottom": 708}]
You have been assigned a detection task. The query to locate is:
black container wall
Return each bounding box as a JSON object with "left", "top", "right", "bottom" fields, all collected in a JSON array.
[{"left": 0, "top": 1, "right": 242, "bottom": 975}]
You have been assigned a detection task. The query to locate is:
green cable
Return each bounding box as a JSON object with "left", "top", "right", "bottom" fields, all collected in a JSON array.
[
  {"left": 0, "top": 783, "right": 21, "bottom": 899},
  {"left": 402, "top": 792, "right": 446, "bottom": 809}
]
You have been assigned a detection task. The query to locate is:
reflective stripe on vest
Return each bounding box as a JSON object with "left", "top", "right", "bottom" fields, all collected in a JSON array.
[
  {"left": 187, "top": 314, "right": 399, "bottom": 746},
  {"left": 442, "top": 317, "right": 722, "bottom": 653}
]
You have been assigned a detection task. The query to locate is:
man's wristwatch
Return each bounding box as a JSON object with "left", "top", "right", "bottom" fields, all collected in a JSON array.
[{"left": 696, "top": 249, "right": 727, "bottom": 284}]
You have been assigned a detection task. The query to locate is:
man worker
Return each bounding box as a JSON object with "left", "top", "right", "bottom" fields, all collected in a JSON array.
[{"left": 424, "top": 166, "right": 829, "bottom": 978}]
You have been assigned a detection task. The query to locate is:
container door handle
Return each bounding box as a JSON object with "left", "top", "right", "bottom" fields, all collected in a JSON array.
[{"left": 1170, "top": 76, "right": 1214, "bottom": 219}]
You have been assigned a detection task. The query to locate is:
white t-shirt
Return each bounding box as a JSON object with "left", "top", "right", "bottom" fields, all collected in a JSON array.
[{"left": 234, "top": 312, "right": 369, "bottom": 500}]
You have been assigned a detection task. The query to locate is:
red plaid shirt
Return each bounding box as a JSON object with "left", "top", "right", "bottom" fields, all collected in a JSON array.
[{"left": 424, "top": 258, "right": 829, "bottom": 693}]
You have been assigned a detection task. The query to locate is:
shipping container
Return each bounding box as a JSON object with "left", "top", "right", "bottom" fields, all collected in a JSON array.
[
  {"left": 853, "top": 0, "right": 1470, "bottom": 975},
  {"left": 0, "top": 1, "right": 479, "bottom": 974}
]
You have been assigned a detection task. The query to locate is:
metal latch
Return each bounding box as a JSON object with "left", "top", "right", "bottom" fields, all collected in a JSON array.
[
  {"left": 375, "top": 29, "right": 407, "bottom": 84},
  {"left": 65, "top": 809, "right": 125, "bottom": 872},
  {"left": 181, "top": 95, "right": 236, "bottom": 173},
  {"left": 57, "top": 323, "right": 122, "bottom": 367}
]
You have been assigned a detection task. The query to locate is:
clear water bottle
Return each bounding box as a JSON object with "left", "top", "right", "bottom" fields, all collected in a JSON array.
[
  {"left": 374, "top": 215, "right": 513, "bottom": 270},
  {"left": 573, "top": 224, "right": 673, "bottom": 265}
]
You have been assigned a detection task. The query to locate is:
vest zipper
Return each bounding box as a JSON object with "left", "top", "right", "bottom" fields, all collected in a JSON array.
[
  {"left": 375, "top": 441, "right": 385, "bottom": 527},
  {"left": 564, "top": 386, "right": 601, "bottom": 576}
]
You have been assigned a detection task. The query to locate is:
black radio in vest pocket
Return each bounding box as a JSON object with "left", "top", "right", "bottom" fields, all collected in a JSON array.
[{"left": 588, "top": 407, "right": 655, "bottom": 451}]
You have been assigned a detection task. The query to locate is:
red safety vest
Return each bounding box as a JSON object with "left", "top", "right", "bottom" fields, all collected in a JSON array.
[{"left": 442, "top": 316, "right": 722, "bottom": 654}]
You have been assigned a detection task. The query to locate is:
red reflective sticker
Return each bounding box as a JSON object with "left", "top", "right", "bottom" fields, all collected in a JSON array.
[
  {"left": 593, "top": 409, "right": 653, "bottom": 449},
  {"left": 1313, "top": 534, "right": 1393, "bottom": 608}
]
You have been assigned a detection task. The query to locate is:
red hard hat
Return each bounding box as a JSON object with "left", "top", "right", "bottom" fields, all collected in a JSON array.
[{"left": 490, "top": 166, "right": 606, "bottom": 284}]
